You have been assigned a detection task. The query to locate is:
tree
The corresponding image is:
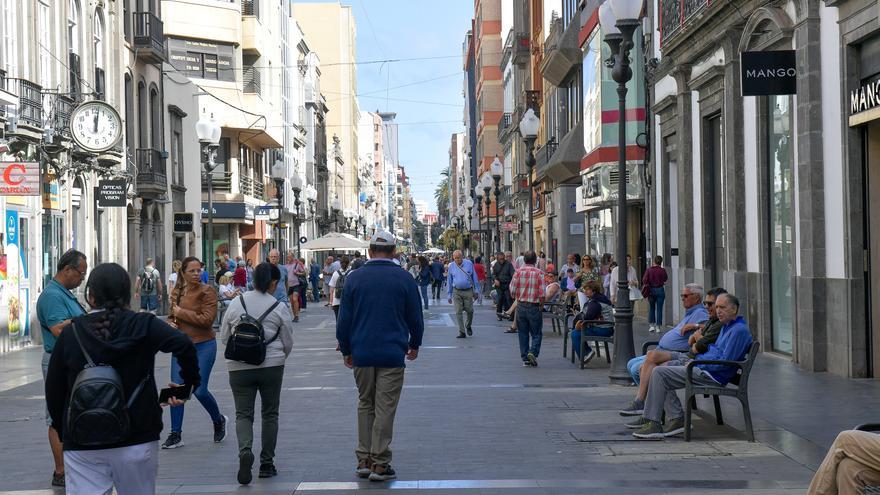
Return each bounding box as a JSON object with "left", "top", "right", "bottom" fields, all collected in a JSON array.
[
  {"left": 430, "top": 222, "right": 443, "bottom": 246},
  {"left": 412, "top": 220, "right": 427, "bottom": 252},
  {"left": 434, "top": 167, "right": 450, "bottom": 223}
]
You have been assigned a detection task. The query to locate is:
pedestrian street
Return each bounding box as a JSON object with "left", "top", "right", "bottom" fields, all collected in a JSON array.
[{"left": 1, "top": 299, "right": 873, "bottom": 494}]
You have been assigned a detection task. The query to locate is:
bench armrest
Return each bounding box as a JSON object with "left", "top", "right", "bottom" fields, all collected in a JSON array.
[
  {"left": 685, "top": 359, "right": 745, "bottom": 383},
  {"left": 641, "top": 341, "right": 660, "bottom": 355},
  {"left": 581, "top": 320, "right": 614, "bottom": 328}
]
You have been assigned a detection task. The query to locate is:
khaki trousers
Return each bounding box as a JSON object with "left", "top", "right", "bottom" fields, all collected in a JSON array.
[
  {"left": 808, "top": 430, "right": 880, "bottom": 495},
  {"left": 353, "top": 366, "right": 405, "bottom": 466}
]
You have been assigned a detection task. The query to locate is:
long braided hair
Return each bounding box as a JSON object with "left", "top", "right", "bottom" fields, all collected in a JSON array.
[
  {"left": 84, "top": 263, "right": 131, "bottom": 341},
  {"left": 171, "top": 256, "right": 202, "bottom": 311}
]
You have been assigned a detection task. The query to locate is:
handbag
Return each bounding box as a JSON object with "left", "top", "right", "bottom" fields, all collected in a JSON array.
[
  {"left": 641, "top": 285, "right": 651, "bottom": 299},
  {"left": 630, "top": 286, "right": 644, "bottom": 301}
]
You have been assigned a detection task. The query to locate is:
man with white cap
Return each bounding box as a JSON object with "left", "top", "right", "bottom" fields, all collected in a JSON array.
[{"left": 336, "top": 230, "right": 424, "bottom": 482}]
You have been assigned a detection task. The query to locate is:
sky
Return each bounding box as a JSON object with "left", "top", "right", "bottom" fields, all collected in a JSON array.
[{"left": 295, "top": 0, "right": 471, "bottom": 214}]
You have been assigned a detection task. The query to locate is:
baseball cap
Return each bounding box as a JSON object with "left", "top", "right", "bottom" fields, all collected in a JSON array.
[{"left": 369, "top": 230, "right": 396, "bottom": 247}]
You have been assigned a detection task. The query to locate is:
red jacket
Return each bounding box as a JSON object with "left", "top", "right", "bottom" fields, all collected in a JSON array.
[{"left": 233, "top": 267, "right": 247, "bottom": 287}]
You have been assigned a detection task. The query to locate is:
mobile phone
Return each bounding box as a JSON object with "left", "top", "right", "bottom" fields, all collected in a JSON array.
[{"left": 159, "top": 385, "right": 192, "bottom": 404}]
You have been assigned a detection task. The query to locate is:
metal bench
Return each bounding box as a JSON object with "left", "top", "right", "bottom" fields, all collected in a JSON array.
[
  {"left": 684, "top": 341, "right": 760, "bottom": 442},
  {"left": 545, "top": 302, "right": 568, "bottom": 336}
]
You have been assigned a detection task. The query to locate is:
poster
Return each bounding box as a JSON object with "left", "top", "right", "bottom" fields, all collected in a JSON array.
[{"left": 0, "top": 209, "right": 30, "bottom": 352}]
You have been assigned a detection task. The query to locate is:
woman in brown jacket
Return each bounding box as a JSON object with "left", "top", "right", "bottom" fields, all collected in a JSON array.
[{"left": 162, "top": 256, "right": 226, "bottom": 450}]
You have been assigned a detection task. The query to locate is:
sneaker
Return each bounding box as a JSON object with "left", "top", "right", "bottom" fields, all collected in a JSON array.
[
  {"left": 581, "top": 349, "right": 596, "bottom": 366},
  {"left": 624, "top": 416, "right": 650, "bottom": 429},
  {"left": 466, "top": 326, "right": 473, "bottom": 336},
  {"left": 161, "top": 431, "right": 184, "bottom": 449},
  {"left": 293, "top": 315, "right": 300, "bottom": 323},
  {"left": 237, "top": 450, "right": 254, "bottom": 485},
  {"left": 258, "top": 463, "right": 278, "bottom": 478},
  {"left": 369, "top": 464, "right": 397, "bottom": 482},
  {"left": 662, "top": 418, "right": 686, "bottom": 437},
  {"left": 522, "top": 361, "right": 532, "bottom": 367},
  {"left": 619, "top": 399, "right": 645, "bottom": 417},
  {"left": 214, "top": 415, "right": 228, "bottom": 443},
  {"left": 526, "top": 352, "right": 538, "bottom": 367},
  {"left": 356, "top": 459, "right": 373, "bottom": 478},
  {"left": 632, "top": 419, "right": 666, "bottom": 439},
  {"left": 457, "top": 332, "right": 467, "bottom": 338},
  {"left": 51, "top": 471, "right": 65, "bottom": 487}
]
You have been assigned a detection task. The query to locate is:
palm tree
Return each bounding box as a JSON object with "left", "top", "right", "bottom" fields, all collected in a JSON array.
[{"left": 434, "top": 167, "right": 450, "bottom": 222}]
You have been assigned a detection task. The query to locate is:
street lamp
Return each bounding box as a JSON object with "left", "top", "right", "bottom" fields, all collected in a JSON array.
[
  {"left": 599, "top": 0, "right": 644, "bottom": 386},
  {"left": 465, "top": 196, "right": 474, "bottom": 257},
  {"left": 490, "top": 156, "right": 503, "bottom": 254},
  {"left": 196, "top": 111, "right": 221, "bottom": 274},
  {"left": 519, "top": 108, "right": 540, "bottom": 252},
  {"left": 271, "top": 160, "right": 286, "bottom": 253},
  {"left": 343, "top": 208, "right": 354, "bottom": 235},
  {"left": 474, "top": 185, "right": 484, "bottom": 258},
  {"left": 480, "top": 173, "right": 493, "bottom": 256},
  {"left": 291, "top": 173, "right": 303, "bottom": 258},
  {"left": 360, "top": 216, "right": 367, "bottom": 239},
  {"left": 331, "top": 197, "right": 341, "bottom": 232},
  {"left": 304, "top": 184, "right": 317, "bottom": 237}
]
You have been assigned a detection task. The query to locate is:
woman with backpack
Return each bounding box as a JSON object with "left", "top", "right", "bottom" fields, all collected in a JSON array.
[
  {"left": 220, "top": 262, "right": 294, "bottom": 485},
  {"left": 328, "top": 255, "right": 351, "bottom": 320},
  {"left": 164, "top": 256, "right": 226, "bottom": 450},
  {"left": 45, "top": 263, "right": 200, "bottom": 494}
]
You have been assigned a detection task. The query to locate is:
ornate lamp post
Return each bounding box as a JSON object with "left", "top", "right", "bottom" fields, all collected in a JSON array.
[
  {"left": 465, "top": 196, "right": 474, "bottom": 257},
  {"left": 360, "top": 216, "right": 367, "bottom": 239},
  {"left": 519, "top": 108, "right": 540, "bottom": 252},
  {"left": 271, "top": 160, "right": 287, "bottom": 253},
  {"left": 305, "top": 184, "right": 317, "bottom": 238},
  {"left": 473, "top": 185, "right": 484, "bottom": 258},
  {"left": 490, "top": 156, "right": 503, "bottom": 254},
  {"left": 331, "top": 197, "right": 341, "bottom": 232},
  {"left": 480, "top": 173, "right": 493, "bottom": 256},
  {"left": 196, "top": 112, "right": 221, "bottom": 272},
  {"left": 599, "top": 0, "right": 644, "bottom": 385},
  {"left": 342, "top": 209, "right": 353, "bottom": 234},
  {"left": 291, "top": 173, "right": 303, "bottom": 258}
]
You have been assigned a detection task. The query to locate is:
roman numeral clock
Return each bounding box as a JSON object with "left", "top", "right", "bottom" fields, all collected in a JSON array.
[{"left": 69, "top": 100, "right": 123, "bottom": 153}]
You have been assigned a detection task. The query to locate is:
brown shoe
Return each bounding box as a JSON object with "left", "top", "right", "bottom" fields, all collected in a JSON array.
[{"left": 355, "top": 459, "right": 373, "bottom": 478}]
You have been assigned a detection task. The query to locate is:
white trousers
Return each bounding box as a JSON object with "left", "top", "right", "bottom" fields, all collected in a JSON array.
[{"left": 64, "top": 441, "right": 159, "bottom": 495}]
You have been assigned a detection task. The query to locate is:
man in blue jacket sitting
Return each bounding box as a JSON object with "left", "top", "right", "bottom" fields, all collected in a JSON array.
[
  {"left": 336, "top": 230, "right": 424, "bottom": 482},
  {"left": 628, "top": 293, "right": 753, "bottom": 439}
]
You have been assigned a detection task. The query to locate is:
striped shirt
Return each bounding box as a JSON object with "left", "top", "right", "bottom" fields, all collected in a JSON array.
[{"left": 509, "top": 265, "right": 545, "bottom": 304}]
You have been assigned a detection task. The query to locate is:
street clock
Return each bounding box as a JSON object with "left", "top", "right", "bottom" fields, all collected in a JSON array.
[{"left": 69, "top": 101, "right": 122, "bottom": 153}]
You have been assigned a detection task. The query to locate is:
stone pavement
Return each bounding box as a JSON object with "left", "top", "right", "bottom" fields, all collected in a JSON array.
[{"left": 0, "top": 297, "right": 877, "bottom": 494}]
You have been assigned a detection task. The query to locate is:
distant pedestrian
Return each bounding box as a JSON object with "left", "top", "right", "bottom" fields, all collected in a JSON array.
[
  {"left": 164, "top": 256, "right": 226, "bottom": 449},
  {"left": 509, "top": 251, "right": 545, "bottom": 367},
  {"left": 233, "top": 260, "right": 248, "bottom": 290},
  {"left": 45, "top": 262, "right": 199, "bottom": 495},
  {"left": 309, "top": 259, "right": 322, "bottom": 302},
  {"left": 429, "top": 257, "right": 444, "bottom": 300},
  {"left": 220, "top": 262, "right": 294, "bottom": 485},
  {"left": 200, "top": 261, "right": 210, "bottom": 284},
  {"left": 474, "top": 256, "right": 487, "bottom": 305},
  {"left": 134, "top": 258, "right": 164, "bottom": 314},
  {"left": 322, "top": 256, "right": 336, "bottom": 306},
  {"left": 298, "top": 257, "right": 309, "bottom": 310},
  {"left": 268, "top": 250, "right": 291, "bottom": 318},
  {"left": 36, "top": 249, "right": 88, "bottom": 488},
  {"left": 447, "top": 250, "right": 480, "bottom": 338},
  {"left": 284, "top": 252, "right": 304, "bottom": 322},
  {"left": 168, "top": 260, "right": 182, "bottom": 297},
  {"left": 416, "top": 256, "right": 432, "bottom": 310},
  {"left": 491, "top": 252, "right": 515, "bottom": 320},
  {"left": 329, "top": 256, "right": 351, "bottom": 320},
  {"left": 336, "top": 230, "right": 423, "bottom": 482},
  {"left": 351, "top": 252, "right": 366, "bottom": 270},
  {"left": 246, "top": 259, "right": 255, "bottom": 290},
  {"left": 643, "top": 255, "right": 668, "bottom": 332}
]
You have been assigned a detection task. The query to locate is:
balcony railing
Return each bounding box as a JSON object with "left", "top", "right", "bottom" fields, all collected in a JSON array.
[
  {"left": 534, "top": 140, "right": 558, "bottom": 171},
  {"left": 239, "top": 174, "right": 265, "bottom": 199},
  {"left": 243, "top": 66, "right": 261, "bottom": 95},
  {"left": 660, "top": 0, "right": 711, "bottom": 45},
  {"left": 48, "top": 93, "right": 75, "bottom": 139},
  {"left": 497, "top": 113, "right": 512, "bottom": 141},
  {"left": 202, "top": 171, "right": 233, "bottom": 193},
  {"left": 133, "top": 12, "right": 166, "bottom": 62},
  {"left": 5, "top": 78, "right": 43, "bottom": 128},
  {"left": 242, "top": 0, "right": 259, "bottom": 16},
  {"left": 136, "top": 148, "right": 167, "bottom": 194},
  {"left": 0, "top": 70, "right": 6, "bottom": 119}
]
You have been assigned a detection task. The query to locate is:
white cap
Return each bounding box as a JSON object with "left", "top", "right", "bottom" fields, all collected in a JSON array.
[{"left": 369, "top": 230, "right": 396, "bottom": 247}]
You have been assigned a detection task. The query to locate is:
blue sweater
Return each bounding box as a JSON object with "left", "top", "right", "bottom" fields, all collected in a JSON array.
[
  {"left": 696, "top": 316, "right": 753, "bottom": 386},
  {"left": 336, "top": 259, "right": 425, "bottom": 368}
]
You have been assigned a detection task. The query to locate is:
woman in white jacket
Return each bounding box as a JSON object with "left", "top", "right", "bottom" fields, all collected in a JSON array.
[{"left": 220, "top": 262, "right": 294, "bottom": 485}]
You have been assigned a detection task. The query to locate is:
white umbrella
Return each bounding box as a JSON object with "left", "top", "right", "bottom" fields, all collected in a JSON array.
[
  {"left": 421, "top": 247, "right": 445, "bottom": 254},
  {"left": 300, "top": 232, "right": 369, "bottom": 251}
]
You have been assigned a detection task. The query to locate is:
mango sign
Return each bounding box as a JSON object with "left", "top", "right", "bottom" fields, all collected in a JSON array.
[{"left": 0, "top": 162, "right": 39, "bottom": 196}]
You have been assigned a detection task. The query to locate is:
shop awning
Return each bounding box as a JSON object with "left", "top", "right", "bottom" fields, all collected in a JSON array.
[{"left": 300, "top": 232, "right": 369, "bottom": 251}]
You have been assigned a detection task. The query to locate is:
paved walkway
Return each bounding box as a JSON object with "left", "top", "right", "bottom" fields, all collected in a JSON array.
[{"left": 0, "top": 297, "right": 877, "bottom": 494}]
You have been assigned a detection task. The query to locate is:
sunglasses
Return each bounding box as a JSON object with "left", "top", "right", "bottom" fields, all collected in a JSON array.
[{"left": 703, "top": 301, "right": 715, "bottom": 307}]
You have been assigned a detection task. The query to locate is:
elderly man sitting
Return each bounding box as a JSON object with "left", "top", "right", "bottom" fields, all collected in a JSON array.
[{"left": 627, "top": 293, "right": 753, "bottom": 438}]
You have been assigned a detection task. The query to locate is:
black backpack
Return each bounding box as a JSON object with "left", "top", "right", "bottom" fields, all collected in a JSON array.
[
  {"left": 334, "top": 269, "right": 349, "bottom": 299},
  {"left": 224, "top": 297, "right": 281, "bottom": 365},
  {"left": 141, "top": 269, "right": 155, "bottom": 293},
  {"left": 67, "top": 322, "right": 149, "bottom": 447}
]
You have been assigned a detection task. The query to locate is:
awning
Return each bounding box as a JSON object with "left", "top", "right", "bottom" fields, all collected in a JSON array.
[{"left": 300, "top": 232, "right": 369, "bottom": 251}]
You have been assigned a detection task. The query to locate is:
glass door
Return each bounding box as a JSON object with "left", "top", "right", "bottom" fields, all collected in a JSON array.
[{"left": 768, "top": 95, "right": 794, "bottom": 354}]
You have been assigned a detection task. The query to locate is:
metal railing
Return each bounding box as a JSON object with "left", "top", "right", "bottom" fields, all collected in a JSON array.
[
  {"left": 243, "top": 66, "right": 261, "bottom": 95},
  {"left": 497, "top": 113, "right": 513, "bottom": 141},
  {"left": 0, "top": 70, "right": 6, "bottom": 118},
  {"left": 5, "top": 78, "right": 43, "bottom": 128},
  {"left": 242, "top": 0, "right": 259, "bottom": 16},
  {"left": 239, "top": 174, "right": 265, "bottom": 198},
  {"left": 202, "top": 171, "right": 233, "bottom": 192},
  {"left": 51, "top": 93, "right": 75, "bottom": 138},
  {"left": 534, "top": 140, "right": 558, "bottom": 170},
  {"left": 133, "top": 12, "right": 165, "bottom": 55},
  {"left": 660, "top": 0, "right": 711, "bottom": 45},
  {"left": 136, "top": 148, "right": 167, "bottom": 188}
]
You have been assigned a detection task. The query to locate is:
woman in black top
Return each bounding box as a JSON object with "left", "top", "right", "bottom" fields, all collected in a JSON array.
[{"left": 45, "top": 263, "right": 200, "bottom": 494}]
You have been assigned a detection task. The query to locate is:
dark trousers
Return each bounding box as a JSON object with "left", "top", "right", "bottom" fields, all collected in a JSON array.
[
  {"left": 516, "top": 303, "right": 543, "bottom": 360},
  {"left": 310, "top": 278, "right": 321, "bottom": 302},
  {"left": 228, "top": 366, "right": 284, "bottom": 465},
  {"left": 496, "top": 285, "right": 512, "bottom": 315},
  {"left": 431, "top": 280, "right": 442, "bottom": 299}
]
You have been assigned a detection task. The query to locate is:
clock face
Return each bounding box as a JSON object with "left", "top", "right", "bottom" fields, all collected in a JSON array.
[{"left": 70, "top": 101, "right": 122, "bottom": 153}]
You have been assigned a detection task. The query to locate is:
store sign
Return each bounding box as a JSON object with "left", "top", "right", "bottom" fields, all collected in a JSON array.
[
  {"left": 0, "top": 162, "right": 39, "bottom": 196},
  {"left": 200, "top": 202, "right": 255, "bottom": 220},
  {"left": 254, "top": 205, "right": 275, "bottom": 221},
  {"left": 851, "top": 77, "right": 880, "bottom": 115},
  {"left": 502, "top": 221, "right": 519, "bottom": 233},
  {"left": 167, "top": 38, "right": 235, "bottom": 82},
  {"left": 577, "top": 163, "right": 643, "bottom": 212},
  {"left": 173, "top": 213, "right": 194, "bottom": 233},
  {"left": 741, "top": 50, "right": 797, "bottom": 96},
  {"left": 96, "top": 180, "right": 127, "bottom": 207}
]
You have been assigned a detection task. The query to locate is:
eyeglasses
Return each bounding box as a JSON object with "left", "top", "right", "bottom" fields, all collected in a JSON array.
[
  {"left": 703, "top": 301, "right": 715, "bottom": 307},
  {"left": 679, "top": 293, "right": 691, "bottom": 299},
  {"left": 69, "top": 265, "right": 86, "bottom": 278}
]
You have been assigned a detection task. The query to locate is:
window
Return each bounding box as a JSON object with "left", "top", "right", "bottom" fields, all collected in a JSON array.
[
  {"left": 38, "top": 2, "right": 51, "bottom": 87},
  {"left": 1, "top": 0, "right": 17, "bottom": 77},
  {"left": 167, "top": 38, "right": 235, "bottom": 82},
  {"left": 137, "top": 81, "right": 148, "bottom": 147},
  {"left": 583, "top": 28, "right": 601, "bottom": 154},
  {"left": 150, "top": 86, "right": 162, "bottom": 149},
  {"left": 68, "top": 0, "right": 80, "bottom": 54},
  {"left": 124, "top": 74, "right": 134, "bottom": 163},
  {"left": 562, "top": 0, "right": 578, "bottom": 29},
  {"left": 169, "top": 111, "right": 184, "bottom": 185},
  {"left": 94, "top": 10, "right": 105, "bottom": 100}
]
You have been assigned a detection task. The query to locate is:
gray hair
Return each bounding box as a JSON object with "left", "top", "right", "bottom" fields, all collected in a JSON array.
[
  {"left": 684, "top": 283, "right": 705, "bottom": 299},
  {"left": 717, "top": 292, "right": 740, "bottom": 310}
]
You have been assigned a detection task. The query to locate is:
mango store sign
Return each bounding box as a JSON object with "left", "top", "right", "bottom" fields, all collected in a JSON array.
[
  {"left": 849, "top": 77, "right": 880, "bottom": 126},
  {"left": 0, "top": 162, "right": 39, "bottom": 196}
]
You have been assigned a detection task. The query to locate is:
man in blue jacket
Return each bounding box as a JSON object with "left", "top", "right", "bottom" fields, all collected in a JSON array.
[
  {"left": 336, "top": 230, "right": 424, "bottom": 482},
  {"left": 630, "top": 293, "right": 753, "bottom": 439}
]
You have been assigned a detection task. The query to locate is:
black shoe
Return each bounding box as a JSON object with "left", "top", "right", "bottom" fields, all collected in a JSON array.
[
  {"left": 214, "top": 415, "right": 228, "bottom": 443},
  {"left": 161, "top": 431, "right": 184, "bottom": 449},
  {"left": 238, "top": 450, "right": 254, "bottom": 485},
  {"left": 526, "top": 352, "right": 538, "bottom": 367},
  {"left": 466, "top": 326, "right": 473, "bottom": 336},
  {"left": 51, "top": 471, "right": 65, "bottom": 487},
  {"left": 258, "top": 463, "right": 278, "bottom": 478},
  {"left": 369, "top": 464, "right": 397, "bottom": 482},
  {"left": 457, "top": 332, "right": 466, "bottom": 338},
  {"left": 293, "top": 315, "right": 300, "bottom": 323},
  {"left": 497, "top": 314, "right": 504, "bottom": 321}
]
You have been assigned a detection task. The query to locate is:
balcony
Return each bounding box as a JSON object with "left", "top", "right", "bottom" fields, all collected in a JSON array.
[
  {"left": 242, "top": 0, "right": 259, "bottom": 16},
  {"left": 497, "top": 113, "right": 513, "bottom": 142},
  {"left": 4, "top": 78, "right": 43, "bottom": 130},
  {"left": 43, "top": 93, "right": 75, "bottom": 144},
  {"left": 133, "top": 12, "right": 166, "bottom": 63},
  {"left": 202, "top": 170, "right": 233, "bottom": 193},
  {"left": 136, "top": 148, "right": 167, "bottom": 197},
  {"left": 660, "top": 0, "right": 710, "bottom": 46},
  {"left": 239, "top": 175, "right": 265, "bottom": 200},
  {"left": 533, "top": 140, "right": 558, "bottom": 172},
  {"left": 512, "top": 32, "right": 530, "bottom": 66},
  {"left": 540, "top": 16, "right": 582, "bottom": 87},
  {"left": 243, "top": 66, "right": 261, "bottom": 95}
]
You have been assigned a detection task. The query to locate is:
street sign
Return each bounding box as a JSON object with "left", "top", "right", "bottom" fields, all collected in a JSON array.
[
  {"left": 0, "top": 162, "right": 39, "bottom": 196},
  {"left": 96, "top": 179, "right": 127, "bottom": 207},
  {"left": 502, "top": 221, "right": 519, "bottom": 233},
  {"left": 741, "top": 50, "right": 797, "bottom": 96},
  {"left": 173, "top": 213, "right": 194, "bottom": 233},
  {"left": 255, "top": 205, "right": 272, "bottom": 221}
]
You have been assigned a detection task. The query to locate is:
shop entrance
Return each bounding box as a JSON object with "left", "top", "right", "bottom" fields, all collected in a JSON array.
[{"left": 864, "top": 121, "right": 880, "bottom": 377}]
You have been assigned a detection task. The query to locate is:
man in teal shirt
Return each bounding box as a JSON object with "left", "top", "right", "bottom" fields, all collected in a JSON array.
[{"left": 36, "top": 249, "right": 87, "bottom": 487}]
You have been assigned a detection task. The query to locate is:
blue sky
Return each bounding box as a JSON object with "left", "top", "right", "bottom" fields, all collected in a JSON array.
[{"left": 295, "top": 0, "right": 471, "bottom": 213}]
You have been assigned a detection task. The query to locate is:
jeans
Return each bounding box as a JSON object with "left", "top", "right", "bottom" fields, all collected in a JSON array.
[
  {"left": 627, "top": 355, "right": 646, "bottom": 384},
  {"left": 310, "top": 278, "right": 321, "bottom": 302},
  {"left": 431, "top": 280, "right": 442, "bottom": 299},
  {"left": 496, "top": 285, "right": 512, "bottom": 315},
  {"left": 229, "top": 366, "right": 284, "bottom": 465},
  {"left": 170, "top": 339, "right": 223, "bottom": 432},
  {"left": 515, "top": 303, "right": 543, "bottom": 360},
  {"left": 419, "top": 284, "right": 430, "bottom": 309},
  {"left": 647, "top": 287, "right": 665, "bottom": 325},
  {"left": 571, "top": 325, "right": 614, "bottom": 358},
  {"left": 140, "top": 294, "right": 158, "bottom": 312}
]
